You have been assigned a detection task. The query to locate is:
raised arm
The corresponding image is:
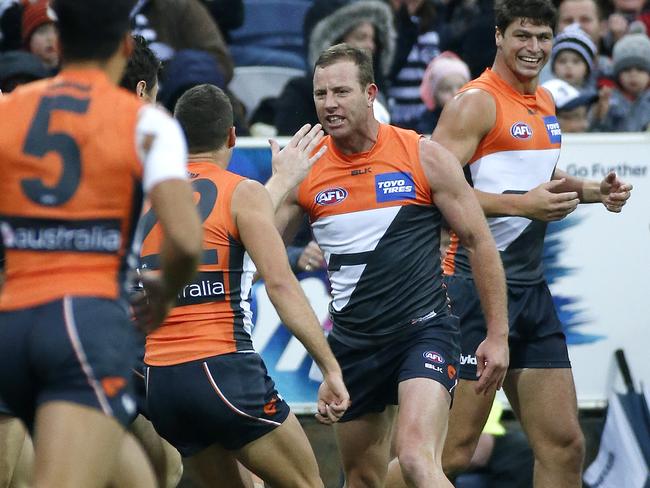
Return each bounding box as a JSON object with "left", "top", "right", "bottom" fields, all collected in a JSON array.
[
  {"left": 419, "top": 138, "right": 509, "bottom": 394},
  {"left": 433, "top": 89, "right": 581, "bottom": 221},
  {"left": 232, "top": 179, "right": 349, "bottom": 423}
]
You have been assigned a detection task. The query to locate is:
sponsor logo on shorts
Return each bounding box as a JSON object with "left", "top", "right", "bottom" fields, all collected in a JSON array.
[
  {"left": 543, "top": 115, "right": 562, "bottom": 144},
  {"left": 101, "top": 377, "right": 126, "bottom": 397},
  {"left": 263, "top": 397, "right": 278, "bottom": 416},
  {"left": 510, "top": 122, "right": 533, "bottom": 139},
  {"left": 424, "top": 363, "right": 443, "bottom": 373},
  {"left": 375, "top": 172, "right": 416, "bottom": 202},
  {"left": 121, "top": 394, "right": 136, "bottom": 416},
  {"left": 423, "top": 351, "right": 445, "bottom": 364},
  {"left": 460, "top": 354, "right": 477, "bottom": 365},
  {"left": 447, "top": 365, "right": 457, "bottom": 379},
  {"left": 315, "top": 188, "right": 348, "bottom": 206}
]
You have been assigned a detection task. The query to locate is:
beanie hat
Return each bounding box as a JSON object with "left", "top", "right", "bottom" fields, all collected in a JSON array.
[
  {"left": 612, "top": 33, "right": 650, "bottom": 77},
  {"left": 551, "top": 23, "right": 597, "bottom": 76},
  {"left": 419, "top": 51, "right": 470, "bottom": 111},
  {"left": 21, "top": 0, "right": 56, "bottom": 46}
]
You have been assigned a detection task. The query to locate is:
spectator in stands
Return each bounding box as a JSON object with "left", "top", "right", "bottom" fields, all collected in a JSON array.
[
  {"left": 130, "top": 0, "right": 234, "bottom": 84},
  {"left": 551, "top": 24, "right": 598, "bottom": 89},
  {"left": 603, "top": 0, "right": 650, "bottom": 52},
  {"left": 543, "top": 77, "right": 599, "bottom": 132},
  {"left": 198, "top": 0, "right": 244, "bottom": 43},
  {"left": 591, "top": 32, "right": 650, "bottom": 131},
  {"left": 417, "top": 50, "right": 470, "bottom": 134},
  {"left": 0, "top": 49, "right": 47, "bottom": 92},
  {"left": 386, "top": 0, "right": 443, "bottom": 130},
  {"left": 0, "top": 0, "right": 22, "bottom": 51},
  {"left": 20, "top": 0, "right": 58, "bottom": 71},
  {"left": 274, "top": 0, "right": 396, "bottom": 136}
]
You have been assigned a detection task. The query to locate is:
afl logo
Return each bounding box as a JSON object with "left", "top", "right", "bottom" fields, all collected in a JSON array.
[
  {"left": 510, "top": 122, "right": 533, "bottom": 139},
  {"left": 423, "top": 351, "right": 445, "bottom": 364},
  {"left": 315, "top": 187, "right": 348, "bottom": 206}
]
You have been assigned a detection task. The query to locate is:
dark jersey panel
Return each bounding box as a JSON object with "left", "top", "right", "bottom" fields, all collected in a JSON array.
[{"left": 329, "top": 204, "right": 451, "bottom": 348}]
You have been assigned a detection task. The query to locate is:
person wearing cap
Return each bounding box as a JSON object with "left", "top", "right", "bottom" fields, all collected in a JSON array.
[
  {"left": 592, "top": 32, "right": 650, "bottom": 131},
  {"left": 21, "top": 0, "right": 59, "bottom": 70},
  {"left": 551, "top": 23, "right": 598, "bottom": 89},
  {"left": 543, "top": 78, "right": 599, "bottom": 132},
  {"left": 417, "top": 51, "right": 471, "bottom": 134}
]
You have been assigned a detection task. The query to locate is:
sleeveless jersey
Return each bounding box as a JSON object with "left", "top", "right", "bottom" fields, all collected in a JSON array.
[
  {"left": 443, "top": 69, "right": 562, "bottom": 285},
  {"left": 0, "top": 70, "right": 144, "bottom": 310},
  {"left": 143, "top": 162, "right": 255, "bottom": 366},
  {"left": 297, "top": 124, "right": 450, "bottom": 348}
]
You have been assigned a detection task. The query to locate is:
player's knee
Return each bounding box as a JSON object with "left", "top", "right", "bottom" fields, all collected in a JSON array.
[
  {"left": 396, "top": 444, "right": 440, "bottom": 482},
  {"left": 537, "top": 426, "right": 585, "bottom": 470},
  {"left": 344, "top": 466, "right": 385, "bottom": 488},
  {"left": 442, "top": 445, "right": 474, "bottom": 477}
]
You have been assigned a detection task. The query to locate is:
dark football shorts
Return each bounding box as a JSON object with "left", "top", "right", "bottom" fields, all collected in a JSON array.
[
  {"left": 444, "top": 275, "right": 571, "bottom": 380},
  {"left": 146, "top": 352, "right": 290, "bottom": 456},
  {"left": 0, "top": 396, "right": 14, "bottom": 416},
  {"left": 0, "top": 296, "right": 140, "bottom": 430},
  {"left": 328, "top": 314, "right": 461, "bottom": 422}
]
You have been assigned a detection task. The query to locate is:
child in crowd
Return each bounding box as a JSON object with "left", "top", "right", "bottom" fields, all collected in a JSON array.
[
  {"left": 551, "top": 23, "right": 598, "bottom": 90},
  {"left": 543, "top": 78, "right": 598, "bottom": 133},
  {"left": 417, "top": 51, "right": 470, "bottom": 134},
  {"left": 591, "top": 32, "right": 650, "bottom": 132},
  {"left": 21, "top": 0, "right": 58, "bottom": 71}
]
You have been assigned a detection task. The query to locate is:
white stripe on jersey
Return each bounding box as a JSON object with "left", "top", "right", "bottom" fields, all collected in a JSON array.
[
  {"left": 240, "top": 252, "right": 255, "bottom": 336},
  {"left": 312, "top": 206, "right": 401, "bottom": 311},
  {"left": 470, "top": 148, "right": 560, "bottom": 250}
]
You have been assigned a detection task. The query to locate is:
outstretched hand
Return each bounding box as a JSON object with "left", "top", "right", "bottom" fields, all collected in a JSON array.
[
  {"left": 315, "top": 372, "right": 350, "bottom": 425},
  {"left": 600, "top": 172, "right": 632, "bottom": 213},
  {"left": 269, "top": 123, "right": 327, "bottom": 188},
  {"left": 522, "top": 178, "right": 580, "bottom": 221},
  {"left": 474, "top": 334, "right": 509, "bottom": 396}
]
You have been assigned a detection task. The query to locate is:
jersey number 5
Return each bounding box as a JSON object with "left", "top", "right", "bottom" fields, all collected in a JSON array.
[{"left": 21, "top": 95, "right": 90, "bottom": 207}]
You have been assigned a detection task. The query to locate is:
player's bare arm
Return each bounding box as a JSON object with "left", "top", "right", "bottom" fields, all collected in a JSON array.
[
  {"left": 434, "top": 89, "right": 581, "bottom": 221},
  {"left": 552, "top": 168, "right": 632, "bottom": 212},
  {"left": 419, "top": 138, "right": 509, "bottom": 394},
  {"left": 232, "top": 179, "right": 350, "bottom": 424},
  {"left": 265, "top": 123, "right": 327, "bottom": 211}
]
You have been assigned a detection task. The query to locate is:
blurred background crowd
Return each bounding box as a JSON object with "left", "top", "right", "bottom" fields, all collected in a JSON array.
[{"left": 1, "top": 0, "right": 648, "bottom": 138}]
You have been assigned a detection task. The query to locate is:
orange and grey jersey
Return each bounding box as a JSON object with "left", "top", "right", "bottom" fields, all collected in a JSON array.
[
  {"left": 297, "top": 124, "right": 450, "bottom": 348},
  {"left": 143, "top": 163, "right": 255, "bottom": 366},
  {"left": 443, "top": 69, "right": 562, "bottom": 285},
  {"left": 0, "top": 69, "right": 187, "bottom": 311}
]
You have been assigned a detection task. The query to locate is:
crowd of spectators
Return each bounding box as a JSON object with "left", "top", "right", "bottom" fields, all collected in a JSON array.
[{"left": 1, "top": 0, "right": 648, "bottom": 135}]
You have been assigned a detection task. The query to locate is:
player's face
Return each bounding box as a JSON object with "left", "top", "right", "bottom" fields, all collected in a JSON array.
[
  {"left": 497, "top": 19, "right": 553, "bottom": 81},
  {"left": 558, "top": 0, "right": 602, "bottom": 44},
  {"left": 313, "top": 60, "right": 374, "bottom": 139}
]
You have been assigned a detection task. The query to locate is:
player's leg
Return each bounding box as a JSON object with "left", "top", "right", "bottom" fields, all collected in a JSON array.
[
  {"left": 335, "top": 408, "right": 396, "bottom": 488},
  {"left": 504, "top": 368, "right": 584, "bottom": 488},
  {"left": 234, "top": 412, "right": 323, "bottom": 487},
  {"left": 0, "top": 415, "right": 26, "bottom": 488},
  {"left": 33, "top": 401, "right": 154, "bottom": 488},
  {"left": 392, "top": 378, "right": 454, "bottom": 487},
  {"left": 109, "top": 429, "right": 158, "bottom": 488},
  {"left": 9, "top": 432, "right": 33, "bottom": 488},
  {"left": 184, "top": 444, "right": 254, "bottom": 488},
  {"left": 441, "top": 380, "right": 495, "bottom": 476},
  {"left": 130, "top": 413, "right": 183, "bottom": 488}
]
